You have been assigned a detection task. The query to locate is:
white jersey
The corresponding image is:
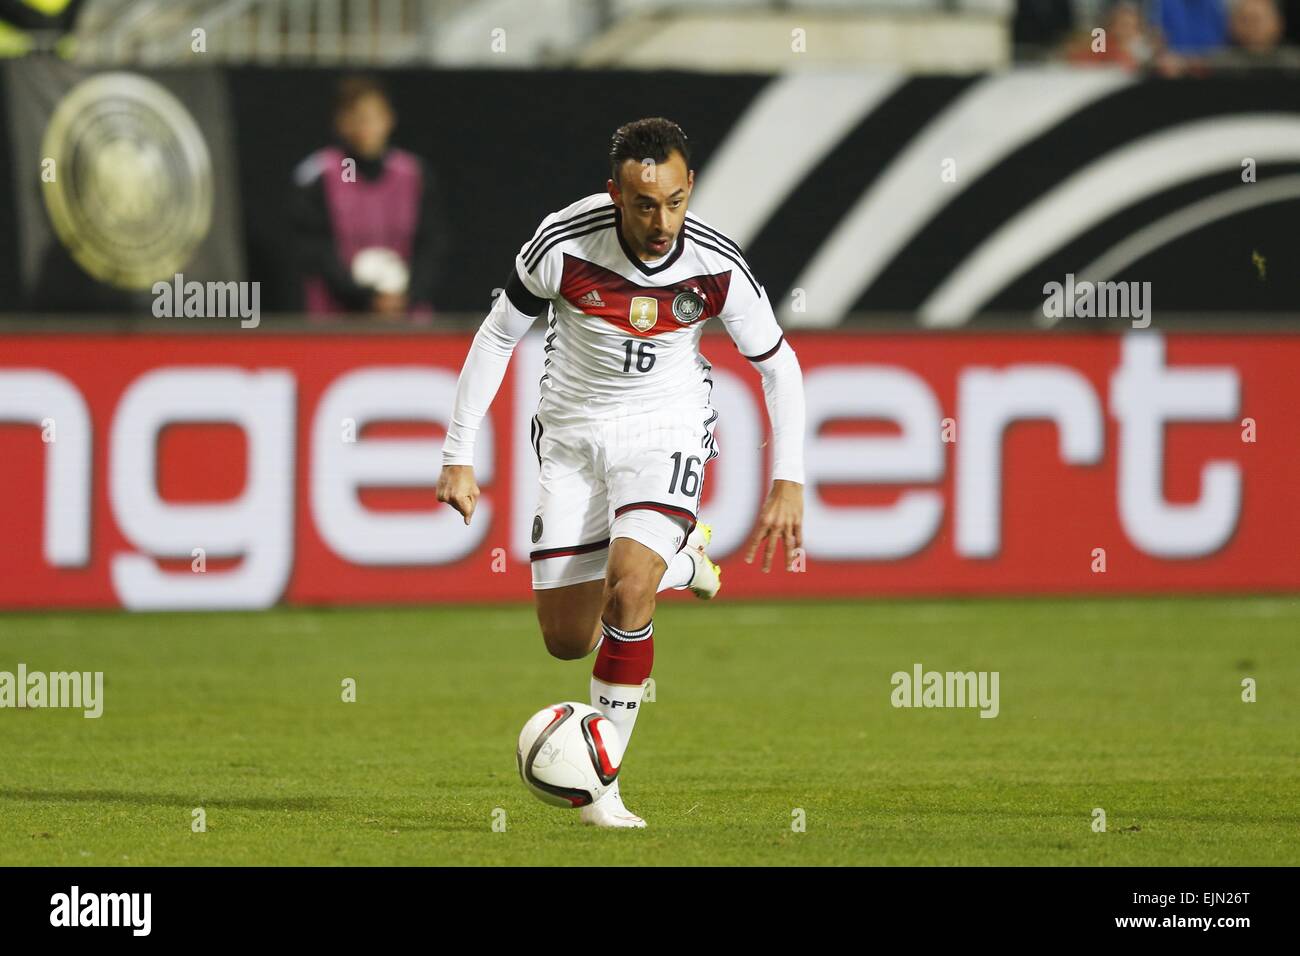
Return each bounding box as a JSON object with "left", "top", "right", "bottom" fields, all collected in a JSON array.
[
  {"left": 505, "top": 192, "right": 787, "bottom": 417},
  {"left": 443, "top": 191, "right": 805, "bottom": 486}
]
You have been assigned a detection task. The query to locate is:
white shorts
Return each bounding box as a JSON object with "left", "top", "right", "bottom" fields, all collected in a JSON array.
[{"left": 529, "top": 399, "right": 720, "bottom": 590}]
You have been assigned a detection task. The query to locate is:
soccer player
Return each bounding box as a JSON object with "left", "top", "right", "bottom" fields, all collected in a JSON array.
[{"left": 436, "top": 117, "right": 805, "bottom": 827}]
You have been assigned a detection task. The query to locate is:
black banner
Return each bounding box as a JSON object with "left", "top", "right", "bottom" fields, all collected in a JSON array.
[{"left": 3, "top": 65, "right": 1300, "bottom": 320}]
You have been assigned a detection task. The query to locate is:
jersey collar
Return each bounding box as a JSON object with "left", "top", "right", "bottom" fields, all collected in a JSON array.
[{"left": 613, "top": 206, "right": 687, "bottom": 276}]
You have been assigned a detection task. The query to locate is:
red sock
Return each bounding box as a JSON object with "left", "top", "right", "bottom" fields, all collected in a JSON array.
[{"left": 593, "top": 618, "right": 654, "bottom": 685}]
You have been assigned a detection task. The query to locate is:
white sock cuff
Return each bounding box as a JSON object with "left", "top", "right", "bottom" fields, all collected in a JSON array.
[{"left": 601, "top": 619, "right": 653, "bottom": 642}]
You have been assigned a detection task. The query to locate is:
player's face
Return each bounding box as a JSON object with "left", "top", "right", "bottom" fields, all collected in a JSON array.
[
  {"left": 608, "top": 151, "right": 694, "bottom": 260},
  {"left": 336, "top": 93, "right": 394, "bottom": 160}
]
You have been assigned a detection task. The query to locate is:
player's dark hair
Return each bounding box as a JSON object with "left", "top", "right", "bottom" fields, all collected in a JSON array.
[
  {"left": 334, "top": 74, "right": 391, "bottom": 116},
  {"left": 609, "top": 117, "right": 691, "bottom": 185}
]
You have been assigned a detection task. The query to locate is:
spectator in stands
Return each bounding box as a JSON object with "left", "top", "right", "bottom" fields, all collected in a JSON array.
[
  {"left": 1200, "top": 0, "right": 1300, "bottom": 65},
  {"left": 291, "top": 74, "right": 447, "bottom": 320},
  {"left": 1154, "top": 0, "right": 1229, "bottom": 54},
  {"left": 1064, "top": 1, "right": 1159, "bottom": 69},
  {"left": 1228, "top": 0, "right": 1285, "bottom": 52}
]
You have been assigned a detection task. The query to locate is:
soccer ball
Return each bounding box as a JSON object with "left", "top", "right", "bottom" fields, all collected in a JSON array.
[
  {"left": 350, "top": 246, "right": 409, "bottom": 295},
  {"left": 517, "top": 702, "right": 623, "bottom": 808}
]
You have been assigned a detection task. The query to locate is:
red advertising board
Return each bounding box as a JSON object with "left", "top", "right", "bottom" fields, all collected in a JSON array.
[{"left": 0, "top": 331, "right": 1295, "bottom": 609}]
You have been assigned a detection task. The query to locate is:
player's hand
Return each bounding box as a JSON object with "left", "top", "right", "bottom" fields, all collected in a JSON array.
[
  {"left": 744, "top": 479, "right": 804, "bottom": 572},
  {"left": 436, "top": 464, "right": 480, "bottom": 525}
]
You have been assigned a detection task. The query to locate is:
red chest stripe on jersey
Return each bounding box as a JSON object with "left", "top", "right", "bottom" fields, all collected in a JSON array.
[{"left": 560, "top": 253, "right": 732, "bottom": 337}]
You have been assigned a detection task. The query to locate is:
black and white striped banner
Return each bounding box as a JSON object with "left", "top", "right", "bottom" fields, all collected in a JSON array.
[{"left": 7, "top": 66, "right": 1295, "bottom": 321}]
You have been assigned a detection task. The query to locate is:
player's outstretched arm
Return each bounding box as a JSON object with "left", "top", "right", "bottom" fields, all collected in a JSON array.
[
  {"left": 437, "top": 280, "right": 540, "bottom": 525},
  {"left": 742, "top": 339, "right": 806, "bottom": 572},
  {"left": 718, "top": 285, "right": 807, "bottom": 572}
]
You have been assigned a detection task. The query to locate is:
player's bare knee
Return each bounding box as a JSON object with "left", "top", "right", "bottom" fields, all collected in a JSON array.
[{"left": 602, "top": 571, "right": 657, "bottom": 629}]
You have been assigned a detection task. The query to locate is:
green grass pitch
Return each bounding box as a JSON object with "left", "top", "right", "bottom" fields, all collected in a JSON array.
[{"left": 1, "top": 596, "right": 1297, "bottom": 866}]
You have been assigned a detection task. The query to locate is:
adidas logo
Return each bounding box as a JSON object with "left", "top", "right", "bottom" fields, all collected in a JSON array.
[{"left": 578, "top": 289, "right": 606, "bottom": 309}]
